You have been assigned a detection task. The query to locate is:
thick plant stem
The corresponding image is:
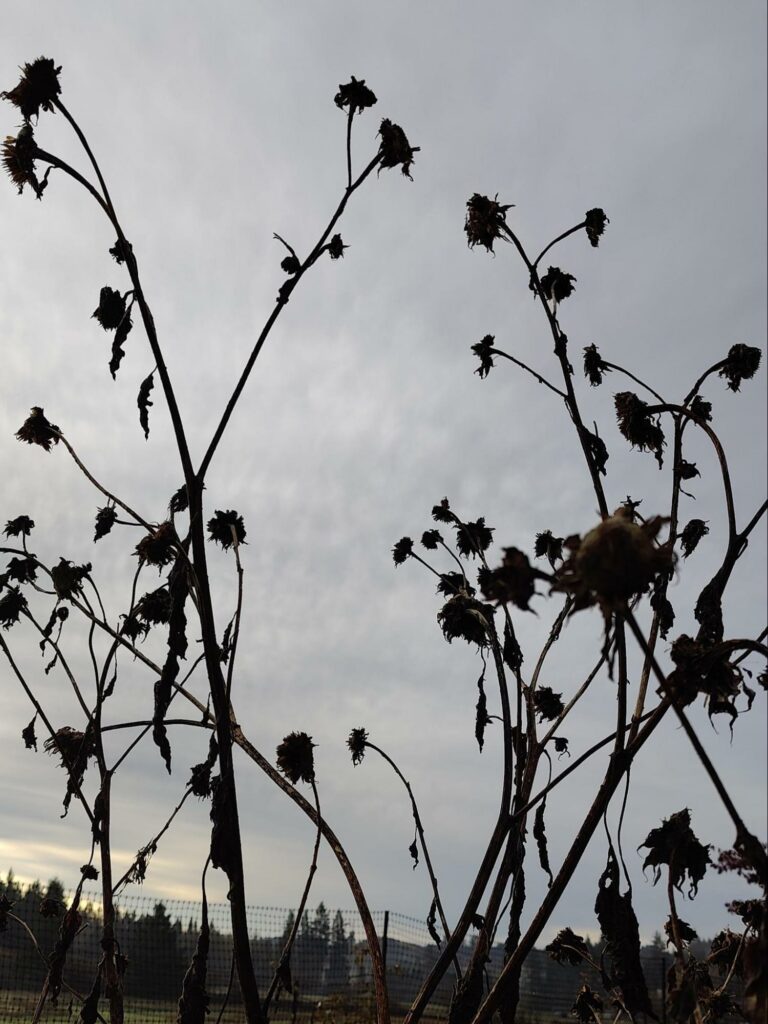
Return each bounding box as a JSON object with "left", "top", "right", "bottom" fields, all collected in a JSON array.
[{"left": 188, "top": 486, "right": 264, "bottom": 1024}]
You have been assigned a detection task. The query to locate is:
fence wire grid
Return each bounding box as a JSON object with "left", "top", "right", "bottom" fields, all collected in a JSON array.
[{"left": 0, "top": 881, "right": 688, "bottom": 1022}]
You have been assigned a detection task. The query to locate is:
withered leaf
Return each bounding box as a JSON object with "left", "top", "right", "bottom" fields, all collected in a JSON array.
[
  {"left": 475, "top": 664, "right": 489, "bottom": 752},
  {"left": 137, "top": 371, "right": 155, "bottom": 440},
  {"left": 426, "top": 897, "right": 441, "bottom": 948},
  {"left": 533, "top": 800, "right": 553, "bottom": 887},
  {"left": 109, "top": 310, "right": 133, "bottom": 378},
  {"left": 93, "top": 505, "right": 117, "bottom": 542},
  {"left": 639, "top": 808, "right": 711, "bottom": 897},
  {"left": 409, "top": 837, "right": 419, "bottom": 870},
  {"left": 22, "top": 715, "right": 37, "bottom": 750}
]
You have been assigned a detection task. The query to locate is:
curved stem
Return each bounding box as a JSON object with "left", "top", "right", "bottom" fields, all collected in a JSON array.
[
  {"left": 263, "top": 778, "right": 324, "bottom": 1012},
  {"left": 602, "top": 361, "right": 665, "bottom": 404},
  {"left": 55, "top": 434, "right": 153, "bottom": 530},
  {"left": 489, "top": 347, "right": 568, "bottom": 399},
  {"left": 365, "top": 741, "right": 461, "bottom": 977},
  {"left": 532, "top": 222, "right": 586, "bottom": 269}
]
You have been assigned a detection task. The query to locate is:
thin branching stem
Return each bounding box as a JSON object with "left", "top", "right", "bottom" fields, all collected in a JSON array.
[{"left": 488, "top": 346, "right": 568, "bottom": 399}]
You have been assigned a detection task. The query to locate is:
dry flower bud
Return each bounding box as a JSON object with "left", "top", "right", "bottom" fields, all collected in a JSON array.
[
  {"left": 334, "top": 77, "right": 377, "bottom": 114},
  {"left": 472, "top": 335, "right": 495, "bottom": 378},
  {"left": 347, "top": 728, "right": 368, "bottom": 766},
  {"left": 392, "top": 536, "right": 413, "bottom": 565},
  {"left": 584, "top": 208, "right": 609, "bottom": 247},
  {"left": 207, "top": 510, "right": 246, "bottom": 550},
  {"left": 718, "top": 343, "right": 762, "bottom": 392},
  {"left": 614, "top": 391, "right": 665, "bottom": 467},
  {"left": 135, "top": 521, "right": 176, "bottom": 567},
  {"left": 539, "top": 266, "right": 577, "bottom": 303},
  {"left": 582, "top": 343, "right": 608, "bottom": 387}
]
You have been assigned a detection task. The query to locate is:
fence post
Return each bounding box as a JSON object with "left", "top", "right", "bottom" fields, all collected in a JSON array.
[
  {"left": 660, "top": 956, "right": 667, "bottom": 1024},
  {"left": 382, "top": 910, "right": 389, "bottom": 974}
]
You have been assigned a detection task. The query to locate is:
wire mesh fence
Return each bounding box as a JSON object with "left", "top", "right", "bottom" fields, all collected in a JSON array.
[{"left": 0, "top": 880, "right": 684, "bottom": 1022}]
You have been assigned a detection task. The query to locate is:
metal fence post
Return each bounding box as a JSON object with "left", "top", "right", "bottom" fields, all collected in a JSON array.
[{"left": 382, "top": 910, "right": 389, "bottom": 974}]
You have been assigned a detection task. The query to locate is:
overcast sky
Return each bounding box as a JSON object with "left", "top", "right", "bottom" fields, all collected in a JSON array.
[{"left": 1, "top": 1, "right": 766, "bottom": 953}]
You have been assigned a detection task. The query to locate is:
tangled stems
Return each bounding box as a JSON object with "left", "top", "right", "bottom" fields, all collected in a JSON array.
[{"left": 624, "top": 610, "right": 768, "bottom": 885}]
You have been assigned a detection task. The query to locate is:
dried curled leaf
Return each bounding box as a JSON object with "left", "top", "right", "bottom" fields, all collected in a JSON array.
[
  {"left": 533, "top": 800, "right": 553, "bottom": 886},
  {"left": 177, "top": 899, "right": 210, "bottom": 1024},
  {"left": 0, "top": 586, "right": 27, "bottom": 628},
  {"left": 534, "top": 530, "right": 564, "bottom": 570},
  {"left": 109, "top": 309, "right": 133, "bottom": 378},
  {"left": 583, "top": 343, "right": 608, "bottom": 386},
  {"left": 51, "top": 558, "right": 92, "bottom": 600},
  {"left": 4, "top": 515, "right": 35, "bottom": 537},
  {"left": 22, "top": 715, "right": 37, "bottom": 750},
  {"left": 594, "top": 848, "right": 654, "bottom": 1017},
  {"left": 153, "top": 554, "right": 189, "bottom": 772},
  {"left": 426, "top": 897, "right": 441, "bottom": 948},
  {"left": 533, "top": 687, "right": 564, "bottom": 723},
  {"left": 571, "top": 984, "right": 603, "bottom": 1023},
  {"left": 475, "top": 664, "right": 489, "bottom": 752},
  {"left": 137, "top": 371, "right": 155, "bottom": 440},
  {"left": 679, "top": 519, "right": 709, "bottom": 558}
]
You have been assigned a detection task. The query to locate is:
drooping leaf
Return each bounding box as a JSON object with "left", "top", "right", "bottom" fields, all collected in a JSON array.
[
  {"left": 594, "top": 847, "right": 655, "bottom": 1017},
  {"left": 426, "top": 898, "right": 441, "bottom": 948},
  {"left": 152, "top": 552, "right": 189, "bottom": 772},
  {"left": 409, "top": 836, "right": 419, "bottom": 870},
  {"left": 22, "top": 714, "right": 37, "bottom": 750},
  {"left": 639, "top": 809, "right": 711, "bottom": 897},
  {"left": 177, "top": 895, "right": 210, "bottom": 1024},
  {"left": 108, "top": 310, "right": 133, "bottom": 378},
  {"left": 93, "top": 505, "right": 117, "bottom": 542},
  {"left": 137, "top": 371, "right": 155, "bottom": 440},
  {"left": 533, "top": 800, "right": 553, "bottom": 886},
  {"left": 475, "top": 663, "right": 489, "bottom": 752}
]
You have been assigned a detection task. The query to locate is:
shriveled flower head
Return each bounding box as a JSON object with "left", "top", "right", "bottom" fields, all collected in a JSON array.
[
  {"left": 135, "top": 586, "right": 171, "bottom": 625},
  {"left": 464, "top": 193, "right": 512, "bottom": 252},
  {"left": 533, "top": 686, "right": 564, "bottom": 723},
  {"left": 557, "top": 509, "right": 672, "bottom": 612},
  {"left": 281, "top": 254, "right": 300, "bottom": 274},
  {"left": 92, "top": 286, "right": 127, "bottom": 331},
  {"left": 347, "top": 727, "right": 368, "bottom": 766},
  {"left": 582, "top": 344, "right": 608, "bottom": 387},
  {"left": 546, "top": 928, "right": 590, "bottom": 966},
  {"left": 51, "top": 558, "right": 92, "bottom": 600},
  {"left": 207, "top": 510, "right": 246, "bottom": 549},
  {"left": 534, "top": 530, "right": 564, "bottom": 570},
  {"left": 614, "top": 391, "right": 665, "bottom": 467},
  {"left": 431, "top": 497, "right": 453, "bottom": 524},
  {"left": 456, "top": 517, "right": 494, "bottom": 559},
  {"left": 0, "top": 586, "right": 27, "bottom": 629},
  {"left": 539, "top": 266, "right": 577, "bottom": 303},
  {"left": 334, "top": 77, "right": 377, "bottom": 114},
  {"left": 392, "top": 536, "right": 413, "bottom": 565},
  {"left": 43, "top": 726, "right": 93, "bottom": 768},
  {"left": 437, "top": 593, "right": 494, "bottom": 647},
  {"left": 680, "top": 518, "right": 709, "bottom": 558},
  {"left": 2, "top": 57, "right": 61, "bottom": 121},
  {"left": 135, "top": 521, "right": 176, "bottom": 567},
  {"left": 690, "top": 395, "right": 713, "bottom": 423},
  {"left": 584, "top": 208, "right": 609, "bottom": 247},
  {"left": 378, "top": 119, "right": 416, "bottom": 178},
  {"left": 436, "top": 571, "right": 474, "bottom": 597},
  {"left": 718, "top": 343, "right": 762, "bottom": 392},
  {"left": 471, "top": 335, "right": 495, "bottom": 378},
  {"left": 3, "top": 125, "right": 43, "bottom": 196},
  {"left": 478, "top": 547, "right": 538, "bottom": 611},
  {"left": 327, "top": 234, "right": 348, "bottom": 260},
  {"left": 16, "top": 407, "right": 61, "bottom": 451},
  {"left": 4, "top": 515, "right": 34, "bottom": 538},
  {"left": 6, "top": 556, "right": 37, "bottom": 584},
  {"left": 639, "top": 808, "right": 711, "bottom": 897},
  {"left": 276, "top": 732, "right": 315, "bottom": 784},
  {"left": 421, "top": 529, "right": 442, "bottom": 550},
  {"left": 109, "top": 238, "right": 132, "bottom": 265}
]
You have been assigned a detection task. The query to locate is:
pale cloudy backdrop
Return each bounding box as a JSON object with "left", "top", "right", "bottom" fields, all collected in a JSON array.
[{"left": 1, "top": 1, "right": 766, "bottom": 946}]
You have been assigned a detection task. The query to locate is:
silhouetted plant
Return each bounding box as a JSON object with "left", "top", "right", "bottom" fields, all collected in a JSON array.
[{"left": 2, "top": 53, "right": 766, "bottom": 1024}]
